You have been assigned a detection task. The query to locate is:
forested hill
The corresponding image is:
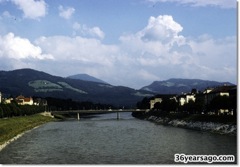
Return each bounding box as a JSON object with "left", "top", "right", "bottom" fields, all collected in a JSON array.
[
  {"left": 0, "top": 69, "right": 153, "bottom": 107},
  {"left": 141, "top": 78, "right": 234, "bottom": 94},
  {"left": 67, "top": 74, "right": 108, "bottom": 84},
  {"left": 0, "top": 69, "right": 234, "bottom": 106}
]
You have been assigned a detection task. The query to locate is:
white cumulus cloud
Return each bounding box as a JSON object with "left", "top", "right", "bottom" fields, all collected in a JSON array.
[
  {"left": 119, "top": 15, "right": 236, "bottom": 87},
  {"left": 139, "top": 15, "right": 183, "bottom": 43},
  {"left": 18, "top": 15, "right": 237, "bottom": 88},
  {"left": 11, "top": 0, "right": 47, "bottom": 19},
  {"left": 120, "top": 15, "right": 187, "bottom": 67},
  {"left": 0, "top": 33, "right": 53, "bottom": 60},
  {"left": 35, "top": 35, "right": 117, "bottom": 66},
  {"left": 58, "top": 5, "right": 75, "bottom": 19},
  {"left": 0, "top": 14, "right": 235, "bottom": 88},
  {"left": 73, "top": 22, "right": 105, "bottom": 39}
]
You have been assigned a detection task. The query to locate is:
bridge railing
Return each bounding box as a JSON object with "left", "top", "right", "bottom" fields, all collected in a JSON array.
[
  {"left": 51, "top": 109, "right": 148, "bottom": 114},
  {"left": 51, "top": 109, "right": 149, "bottom": 120}
]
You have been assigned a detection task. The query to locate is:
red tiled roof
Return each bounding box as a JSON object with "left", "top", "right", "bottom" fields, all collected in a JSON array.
[{"left": 24, "top": 98, "right": 32, "bottom": 102}]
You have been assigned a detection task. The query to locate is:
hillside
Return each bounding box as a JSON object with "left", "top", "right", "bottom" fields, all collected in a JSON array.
[
  {"left": 0, "top": 69, "right": 153, "bottom": 107},
  {"left": 141, "top": 78, "right": 234, "bottom": 94},
  {"left": 67, "top": 74, "right": 108, "bottom": 84},
  {"left": 0, "top": 69, "right": 235, "bottom": 106}
]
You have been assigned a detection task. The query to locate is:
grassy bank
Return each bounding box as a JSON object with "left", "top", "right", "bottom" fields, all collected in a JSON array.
[{"left": 0, "top": 114, "right": 55, "bottom": 146}]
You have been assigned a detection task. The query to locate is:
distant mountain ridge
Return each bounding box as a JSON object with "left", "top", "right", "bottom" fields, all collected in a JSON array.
[
  {"left": 0, "top": 69, "right": 235, "bottom": 106},
  {"left": 67, "top": 74, "right": 108, "bottom": 84},
  {"left": 141, "top": 78, "right": 235, "bottom": 94},
  {"left": 0, "top": 68, "right": 153, "bottom": 107}
]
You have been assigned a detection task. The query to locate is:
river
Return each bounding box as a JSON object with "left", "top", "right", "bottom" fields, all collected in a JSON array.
[{"left": 0, "top": 112, "right": 237, "bottom": 164}]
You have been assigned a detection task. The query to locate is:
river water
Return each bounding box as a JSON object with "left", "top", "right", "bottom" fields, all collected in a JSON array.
[{"left": 0, "top": 113, "right": 237, "bottom": 164}]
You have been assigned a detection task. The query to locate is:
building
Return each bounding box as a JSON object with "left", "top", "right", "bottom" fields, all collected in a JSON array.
[
  {"left": 16, "top": 95, "right": 34, "bottom": 105},
  {"left": 150, "top": 98, "right": 162, "bottom": 109},
  {"left": 204, "top": 85, "right": 235, "bottom": 105},
  {"left": 178, "top": 95, "right": 185, "bottom": 106},
  {"left": 203, "top": 85, "right": 236, "bottom": 115},
  {"left": 149, "top": 94, "right": 177, "bottom": 109},
  {"left": 3, "top": 97, "right": 13, "bottom": 104},
  {"left": 178, "top": 93, "right": 196, "bottom": 106}
]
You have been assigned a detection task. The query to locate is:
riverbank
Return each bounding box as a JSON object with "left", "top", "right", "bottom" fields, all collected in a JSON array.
[
  {"left": 147, "top": 115, "right": 236, "bottom": 135},
  {"left": 132, "top": 112, "right": 236, "bottom": 136},
  {"left": 0, "top": 113, "right": 56, "bottom": 151}
]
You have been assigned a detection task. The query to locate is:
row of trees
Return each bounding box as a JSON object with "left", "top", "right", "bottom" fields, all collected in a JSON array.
[
  {"left": 45, "top": 97, "right": 114, "bottom": 111},
  {"left": 0, "top": 97, "right": 116, "bottom": 118},
  {"left": 0, "top": 103, "right": 45, "bottom": 118}
]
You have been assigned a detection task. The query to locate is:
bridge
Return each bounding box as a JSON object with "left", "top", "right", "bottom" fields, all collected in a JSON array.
[{"left": 51, "top": 109, "right": 148, "bottom": 120}]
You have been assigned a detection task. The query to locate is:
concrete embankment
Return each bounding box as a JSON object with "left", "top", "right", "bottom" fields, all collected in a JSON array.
[
  {"left": 0, "top": 113, "right": 55, "bottom": 152},
  {"left": 147, "top": 115, "right": 236, "bottom": 135}
]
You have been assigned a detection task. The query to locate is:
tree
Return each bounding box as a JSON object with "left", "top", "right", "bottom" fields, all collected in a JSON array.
[
  {"left": 183, "top": 100, "right": 196, "bottom": 114},
  {"left": 154, "top": 102, "right": 161, "bottom": 110},
  {"left": 161, "top": 98, "right": 178, "bottom": 112},
  {"left": 194, "top": 96, "right": 205, "bottom": 114},
  {"left": 153, "top": 98, "right": 178, "bottom": 113},
  {"left": 9, "top": 103, "right": 21, "bottom": 116},
  {"left": 0, "top": 106, "right": 3, "bottom": 118},
  {"left": 136, "top": 97, "right": 150, "bottom": 109},
  {"left": 1, "top": 104, "right": 12, "bottom": 117}
]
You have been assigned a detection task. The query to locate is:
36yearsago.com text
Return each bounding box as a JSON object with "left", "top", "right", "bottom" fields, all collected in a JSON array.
[{"left": 174, "top": 154, "right": 235, "bottom": 164}]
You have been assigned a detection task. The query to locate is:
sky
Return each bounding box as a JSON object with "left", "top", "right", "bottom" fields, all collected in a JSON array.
[{"left": 0, "top": 0, "right": 237, "bottom": 89}]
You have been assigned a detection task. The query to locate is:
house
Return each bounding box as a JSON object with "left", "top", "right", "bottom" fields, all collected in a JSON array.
[
  {"left": 203, "top": 88, "right": 214, "bottom": 94},
  {"left": 178, "top": 95, "right": 185, "bottom": 106},
  {"left": 204, "top": 85, "right": 235, "bottom": 105},
  {"left": 149, "top": 94, "right": 177, "bottom": 109},
  {"left": 150, "top": 98, "right": 162, "bottom": 109},
  {"left": 178, "top": 93, "right": 196, "bottom": 106},
  {"left": 3, "top": 97, "right": 14, "bottom": 104},
  {"left": 16, "top": 95, "right": 34, "bottom": 105}
]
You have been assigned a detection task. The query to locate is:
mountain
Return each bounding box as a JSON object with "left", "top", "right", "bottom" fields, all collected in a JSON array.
[
  {"left": 67, "top": 74, "right": 108, "bottom": 84},
  {"left": 141, "top": 78, "right": 235, "bottom": 94},
  {"left": 0, "top": 69, "right": 154, "bottom": 107}
]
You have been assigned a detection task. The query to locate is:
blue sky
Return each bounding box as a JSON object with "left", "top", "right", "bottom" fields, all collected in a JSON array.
[{"left": 0, "top": 0, "right": 237, "bottom": 89}]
